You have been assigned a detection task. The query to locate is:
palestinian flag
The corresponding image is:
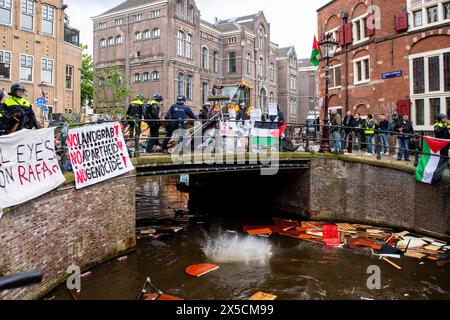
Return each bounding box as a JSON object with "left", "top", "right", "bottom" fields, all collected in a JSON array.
[
  {"left": 310, "top": 36, "right": 320, "bottom": 67},
  {"left": 251, "top": 122, "right": 286, "bottom": 148},
  {"left": 415, "top": 136, "right": 450, "bottom": 184}
]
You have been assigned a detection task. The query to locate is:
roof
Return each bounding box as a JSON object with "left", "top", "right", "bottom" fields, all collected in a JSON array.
[
  {"left": 99, "top": 0, "right": 161, "bottom": 16},
  {"left": 317, "top": 0, "right": 337, "bottom": 12},
  {"left": 278, "top": 46, "right": 294, "bottom": 57},
  {"left": 297, "top": 58, "right": 313, "bottom": 68}
]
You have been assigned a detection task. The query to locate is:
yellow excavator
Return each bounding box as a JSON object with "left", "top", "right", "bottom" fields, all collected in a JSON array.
[{"left": 208, "top": 82, "right": 253, "bottom": 112}]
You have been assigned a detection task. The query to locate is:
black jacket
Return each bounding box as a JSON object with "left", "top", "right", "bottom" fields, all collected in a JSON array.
[
  {"left": 434, "top": 122, "right": 450, "bottom": 140},
  {"left": 396, "top": 120, "right": 415, "bottom": 140},
  {"left": 0, "top": 104, "right": 7, "bottom": 135},
  {"left": 354, "top": 118, "right": 366, "bottom": 134},
  {"left": 379, "top": 120, "right": 390, "bottom": 134},
  {"left": 343, "top": 115, "right": 355, "bottom": 133}
]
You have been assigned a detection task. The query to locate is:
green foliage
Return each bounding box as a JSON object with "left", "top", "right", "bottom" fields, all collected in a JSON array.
[
  {"left": 94, "top": 66, "right": 132, "bottom": 114},
  {"left": 80, "top": 44, "right": 94, "bottom": 107}
]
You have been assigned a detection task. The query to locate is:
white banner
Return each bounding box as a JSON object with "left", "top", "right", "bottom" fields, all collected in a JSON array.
[
  {"left": 66, "top": 122, "right": 134, "bottom": 189},
  {"left": 0, "top": 128, "right": 65, "bottom": 217},
  {"left": 268, "top": 103, "right": 278, "bottom": 116}
]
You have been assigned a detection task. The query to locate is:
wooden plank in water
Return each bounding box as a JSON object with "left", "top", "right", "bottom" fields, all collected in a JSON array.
[
  {"left": 185, "top": 264, "right": 220, "bottom": 277},
  {"left": 249, "top": 292, "right": 277, "bottom": 301}
]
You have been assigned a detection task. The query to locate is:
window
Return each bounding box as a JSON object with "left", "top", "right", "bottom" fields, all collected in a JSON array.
[
  {"left": 107, "top": 37, "right": 114, "bottom": 46},
  {"left": 414, "top": 10, "right": 423, "bottom": 27},
  {"left": 213, "top": 52, "right": 219, "bottom": 73},
  {"left": 177, "top": 31, "right": 184, "bottom": 56},
  {"left": 131, "top": 14, "right": 142, "bottom": 22},
  {"left": 186, "top": 34, "right": 192, "bottom": 59},
  {"left": 330, "top": 65, "right": 342, "bottom": 89},
  {"left": 98, "top": 22, "right": 107, "bottom": 30},
  {"left": 428, "top": 56, "right": 440, "bottom": 92},
  {"left": 151, "top": 10, "right": 161, "bottom": 18},
  {"left": 65, "top": 65, "right": 73, "bottom": 90},
  {"left": 135, "top": 32, "right": 142, "bottom": 41},
  {"left": 246, "top": 54, "right": 252, "bottom": 75},
  {"left": 21, "top": 0, "right": 34, "bottom": 30},
  {"left": 99, "top": 38, "right": 107, "bottom": 48},
  {"left": 290, "top": 75, "right": 297, "bottom": 90},
  {"left": 415, "top": 99, "right": 425, "bottom": 126},
  {"left": 427, "top": 5, "right": 438, "bottom": 23},
  {"left": 201, "top": 47, "right": 208, "bottom": 70},
  {"left": 186, "top": 75, "right": 193, "bottom": 100},
  {"left": 259, "top": 88, "right": 267, "bottom": 112},
  {"left": 177, "top": 0, "right": 182, "bottom": 17},
  {"left": 445, "top": 2, "right": 450, "bottom": 19},
  {"left": 228, "top": 52, "right": 237, "bottom": 73},
  {"left": 42, "top": 5, "right": 55, "bottom": 35},
  {"left": 354, "top": 57, "right": 370, "bottom": 85},
  {"left": 352, "top": 15, "right": 369, "bottom": 44},
  {"left": 133, "top": 73, "right": 141, "bottom": 83},
  {"left": 152, "top": 28, "right": 160, "bottom": 38},
  {"left": 114, "top": 18, "right": 123, "bottom": 26},
  {"left": 201, "top": 82, "right": 208, "bottom": 105},
  {"left": 143, "top": 72, "right": 149, "bottom": 81},
  {"left": 0, "top": 50, "right": 11, "bottom": 80},
  {"left": 116, "top": 35, "right": 123, "bottom": 45},
  {"left": 269, "top": 63, "right": 274, "bottom": 81},
  {"left": 143, "top": 30, "right": 150, "bottom": 40},
  {"left": 41, "top": 58, "right": 53, "bottom": 84},
  {"left": 0, "top": 0, "right": 12, "bottom": 25},
  {"left": 177, "top": 73, "right": 184, "bottom": 96},
  {"left": 290, "top": 99, "right": 297, "bottom": 115},
  {"left": 410, "top": 49, "right": 450, "bottom": 130},
  {"left": 259, "top": 57, "right": 263, "bottom": 77},
  {"left": 189, "top": 7, "right": 194, "bottom": 23},
  {"left": 20, "top": 54, "right": 33, "bottom": 82},
  {"left": 269, "top": 92, "right": 275, "bottom": 103},
  {"left": 152, "top": 71, "right": 160, "bottom": 81}
]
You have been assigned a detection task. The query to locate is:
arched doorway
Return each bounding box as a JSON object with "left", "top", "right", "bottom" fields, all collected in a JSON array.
[{"left": 259, "top": 88, "right": 267, "bottom": 112}]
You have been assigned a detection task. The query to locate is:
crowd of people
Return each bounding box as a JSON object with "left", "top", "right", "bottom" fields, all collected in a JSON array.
[
  {"left": 125, "top": 93, "right": 286, "bottom": 154},
  {"left": 328, "top": 110, "right": 450, "bottom": 161}
]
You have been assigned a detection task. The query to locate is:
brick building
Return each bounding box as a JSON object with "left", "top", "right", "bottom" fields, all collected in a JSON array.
[
  {"left": 92, "top": 0, "right": 299, "bottom": 116},
  {"left": 297, "top": 58, "right": 319, "bottom": 123},
  {"left": 317, "top": 0, "right": 450, "bottom": 132},
  {"left": 0, "top": 0, "right": 82, "bottom": 120}
]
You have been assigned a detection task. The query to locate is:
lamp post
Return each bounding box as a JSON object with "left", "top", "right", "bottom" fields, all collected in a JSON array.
[{"left": 319, "top": 34, "right": 338, "bottom": 153}]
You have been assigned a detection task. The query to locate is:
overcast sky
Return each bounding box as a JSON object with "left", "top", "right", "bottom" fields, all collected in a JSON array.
[{"left": 65, "top": 0, "right": 330, "bottom": 58}]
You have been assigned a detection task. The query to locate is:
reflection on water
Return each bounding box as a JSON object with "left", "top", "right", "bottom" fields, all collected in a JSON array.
[{"left": 46, "top": 175, "right": 450, "bottom": 301}]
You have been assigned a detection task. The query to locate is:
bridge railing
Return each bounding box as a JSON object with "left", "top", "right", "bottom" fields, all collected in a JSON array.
[{"left": 53, "top": 118, "right": 449, "bottom": 171}]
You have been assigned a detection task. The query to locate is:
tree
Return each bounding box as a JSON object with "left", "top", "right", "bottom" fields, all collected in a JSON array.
[
  {"left": 94, "top": 66, "right": 132, "bottom": 116},
  {"left": 80, "top": 44, "right": 94, "bottom": 108}
]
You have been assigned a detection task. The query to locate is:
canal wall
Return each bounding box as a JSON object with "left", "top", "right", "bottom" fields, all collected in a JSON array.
[
  {"left": 0, "top": 174, "right": 136, "bottom": 300},
  {"left": 273, "top": 157, "right": 450, "bottom": 237}
]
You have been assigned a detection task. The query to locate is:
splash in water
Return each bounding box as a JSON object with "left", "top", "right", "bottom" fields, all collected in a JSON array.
[{"left": 201, "top": 230, "right": 273, "bottom": 264}]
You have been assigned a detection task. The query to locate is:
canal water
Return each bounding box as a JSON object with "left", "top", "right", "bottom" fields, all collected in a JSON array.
[{"left": 47, "top": 175, "right": 450, "bottom": 300}]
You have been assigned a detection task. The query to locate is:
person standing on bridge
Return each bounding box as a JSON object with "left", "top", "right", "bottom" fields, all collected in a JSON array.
[
  {"left": 330, "top": 108, "right": 342, "bottom": 153},
  {"left": 364, "top": 114, "right": 377, "bottom": 156},
  {"left": 434, "top": 114, "right": 450, "bottom": 159},
  {"left": 144, "top": 94, "right": 163, "bottom": 153},
  {"left": 396, "top": 114, "right": 414, "bottom": 162},
  {"left": 161, "top": 95, "right": 196, "bottom": 152},
  {"left": 126, "top": 94, "right": 144, "bottom": 139}
]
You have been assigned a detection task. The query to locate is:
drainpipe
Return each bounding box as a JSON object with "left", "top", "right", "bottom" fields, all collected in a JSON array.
[
  {"left": 125, "top": 13, "right": 130, "bottom": 106},
  {"left": 341, "top": 11, "right": 349, "bottom": 113}
]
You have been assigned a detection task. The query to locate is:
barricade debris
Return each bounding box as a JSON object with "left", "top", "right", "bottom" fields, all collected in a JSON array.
[{"left": 243, "top": 218, "right": 449, "bottom": 266}]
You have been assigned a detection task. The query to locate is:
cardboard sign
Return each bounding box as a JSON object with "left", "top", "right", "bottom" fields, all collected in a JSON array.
[
  {"left": 268, "top": 103, "right": 278, "bottom": 116},
  {"left": 66, "top": 122, "right": 134, "bottom": 189},
  {"left": 250, "top": 108, "right": 262, "bottom": 121},
  {"left": 0, "top": 128, "right": 65, "bottom": 217}
]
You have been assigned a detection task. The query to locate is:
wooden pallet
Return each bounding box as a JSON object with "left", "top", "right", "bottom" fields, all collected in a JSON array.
[{"left": 336, "top": 223, "right": 357, "bottom": 231}]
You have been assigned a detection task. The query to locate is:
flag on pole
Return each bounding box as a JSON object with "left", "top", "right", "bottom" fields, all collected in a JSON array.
[
  {"left": 415, "top": 136, "right": 450, "bottom": 184},
  {"left": 310, "top": 36, "right": 320, "bottom": 67}
]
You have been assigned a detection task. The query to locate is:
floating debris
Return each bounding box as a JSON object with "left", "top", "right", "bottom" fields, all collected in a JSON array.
[
  {"left": 185, "top": 264, "right": 220, "bottom": 277},
  {"left": 249, "top": 292, "right": 277, "bottom": 300}
]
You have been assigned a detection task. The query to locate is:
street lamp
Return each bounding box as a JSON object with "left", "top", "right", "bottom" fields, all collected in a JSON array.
[{"left": 319, "top": 34, "right": 338, "bottom": 153}]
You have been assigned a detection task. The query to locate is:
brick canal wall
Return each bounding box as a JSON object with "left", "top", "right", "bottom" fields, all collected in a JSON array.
[
  {"left": 273, "top": 157, "right": 450, "bottom": 237},
  {"left": 0, "top": 174, "right": 136, "bottom": 300}
]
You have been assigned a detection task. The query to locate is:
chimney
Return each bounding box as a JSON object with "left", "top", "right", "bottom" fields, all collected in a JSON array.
[{"left": 214, "top": 17, "right": 219, "bottom": 24}]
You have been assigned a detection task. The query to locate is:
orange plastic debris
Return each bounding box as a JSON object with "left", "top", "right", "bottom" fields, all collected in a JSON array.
[
  {"left": 185, "top": 264, "right": 220, "bottom": 277},
  {"left": 247, "top": 228, "right": 273, "bottom": 235},
  {"left": 249, "top": 292, "right": 277, "bottom": 300}
]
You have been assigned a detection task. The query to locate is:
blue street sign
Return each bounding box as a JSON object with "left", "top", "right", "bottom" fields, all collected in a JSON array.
[
  {"left": 382, "top": 71, "right": 403, "bottom": 80},
  {"left": 36, "top": 97, "right": 47, "bottom": 107}
]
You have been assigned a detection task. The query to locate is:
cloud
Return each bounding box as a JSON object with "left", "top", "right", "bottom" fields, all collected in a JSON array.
[{"left": 64, "top": 0, "right": 330, "bottom": 57}]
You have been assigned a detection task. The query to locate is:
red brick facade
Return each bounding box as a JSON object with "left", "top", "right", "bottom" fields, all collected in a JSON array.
[{"left": 317, "top": 0, "right": 450, "bottom": 131}]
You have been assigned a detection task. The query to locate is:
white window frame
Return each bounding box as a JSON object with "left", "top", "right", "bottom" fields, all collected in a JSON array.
[
  {"left": 290, "top": 99, "right": 297, "bottom": 115},
  {"left": 107, "top": 37, "right": 115, "bottom": 46},
  {"left": 99, "top": 38, "right": 107, "bottom": 48},
  {"left": 41, "top": 57, "right": 54, "bottom": 85},
  {"left": 21, "top": 0, "right": 34, "bottom": 31},
  {"left": 133, "top": 73, "right": 141, "bottom": 83},
  {"left": 20, "top": 54, "right": 34, "bottom": 82},
  {"left": 42, "top": 4, "right": 55, "bottom": 36},
  {"left": 151, "top": 9, "right": 161, "bottom": 18},
  {"left": 325, "top": 27, "right": 342, "bottom": 53},
  {"left": 0, "top": 0, "right": 13, "bottom": 26},
  {"left": 186, "top": 34, "right": 192, "bottom": 60},
  {"left": 186, "top": 75, "right": 193, "bottom": 100},
  {"left": 143, "top": 30, "right": 151, "bottom": 40},
  {"left": 329, "top": 64, "right": 343, "bottom": 89},
  {"left": 177, "top": 31, "right": 185, "bottom": 57},
  {"left": 98, "top": 21, "right": 107, "bottom": 30},
  {"left": 353, "top": 56, "right": 370, "bottom": 85},
  {"left": 409, "top": 48, "right": 450, "bottom": 130},
  {"left": 115, "top": 35, "right": 123, "bottom": 45},
  {"left": 65, "top": 65, "right": 73, "bottom": 90},
  {"left": 151, "top": 71, "right": 160, "bottom": 81},
  {"left": 352, "top": 13, "right": 369, "bottom": 45},
  {"left": 213, "top": 52, "right": 219, "bottom": 73},
  {"left": 131, "top": 14, "right": 142, "bottom": 23},
  {"left": 201, "top": 46, "right": 209, "bottom": 70},
  {"left": 135, "top": 31, "right": 142, "bottom": 41},
  {"left": 114, "top": 18, "right": 123, "bottom": 26},
  {"left": 408, "top": 0, "right": 450, "bottom": 31},
  {"left": 0, "top": 49, "right": 12, "bottom": 80},
  {"left": 152, "top": 28, "right": 160, "bottom": 39}
]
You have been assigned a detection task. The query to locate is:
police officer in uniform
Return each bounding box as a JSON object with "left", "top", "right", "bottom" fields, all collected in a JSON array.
[
  {"left": 435, "top": 113, "right": 450, "bottom": 158},
  {"left": 2, "top": 83, "right": 40, "bottom": 133},
  {"left": 0, "top": 88, "right": 7, "bottom": 136},
  {"left": 161, "top": 95, "right": 196, "bottom": 152},
  {"left": 126, "top": 95, "right": 144, "bottom": 138},
  {"left": 144, "top": 94, "right": 163, "bottom": 153}
]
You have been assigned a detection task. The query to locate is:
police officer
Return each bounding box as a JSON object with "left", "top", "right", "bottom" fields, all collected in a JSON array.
[
  {"left": 435, "top": 114, "right": 450, "bottom": 159},
  {"left": 126, "top": 94, "right": 144, "bottom": 138},
  {"left": 144, "top": 94, "right": 163, "bottom": 153},
  {"left": 3, "top": 83, "right": 40, "bottom": 133},
  {"left": 0, "top": 88, "right": 6, "bottom": 136},
  {"left": 161, "top": 95, "right": 196, "bottom": 152}
]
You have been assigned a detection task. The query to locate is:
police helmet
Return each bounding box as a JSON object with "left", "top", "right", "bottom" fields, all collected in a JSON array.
[
  {"left": 437, "top": 114, "right": 447, "bottom": 122},
  {"left": 177, "top": 95, "right": 186, "bottom": 103},
  {"left": 135, "top": 93, "right": 145, "bottom": 101},
  {"left": 153, "top": 94, "right": 163, "bottom": 102},
  {"left": 10, "top": 83, "right": 27, "bottom": 96}
]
